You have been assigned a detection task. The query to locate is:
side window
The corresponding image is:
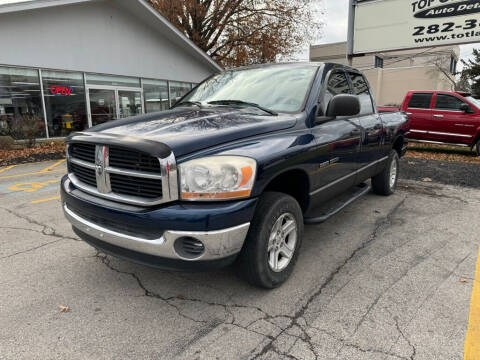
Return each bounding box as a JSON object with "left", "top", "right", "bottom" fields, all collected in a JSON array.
[
  {"left": 319, "top": 71, "right": 351, "bottom": 116},
  {"left": 327, "top": 72, "right": 351, "bottom": 96},
  {"left": 408, "top": 93, "right": 433, "bottom": 109},
  {"left": 435, "top": 94, "right": 465, "bottom": 111},
  {"left": 348, "top": 72, "right": 374, "bottom": 115}
]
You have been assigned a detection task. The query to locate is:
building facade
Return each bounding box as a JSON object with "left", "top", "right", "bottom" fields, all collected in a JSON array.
[
  {"left": 0, "top": 0, "right": 222, "bottom": 140},
  {"left": 310, "top": 42, "right": 459, "bottom": 106}
]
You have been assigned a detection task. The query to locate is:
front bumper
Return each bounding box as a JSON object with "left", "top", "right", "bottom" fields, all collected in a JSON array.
[{"left": 61, "top": 176, "right": 257, "bottom": 270}]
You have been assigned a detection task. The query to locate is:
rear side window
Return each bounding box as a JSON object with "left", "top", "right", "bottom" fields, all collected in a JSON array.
[
  {"left": 408, "top": 93, "right": 432, "bottom": 109},
  {"left": 435, "top": 94, "right": 465, "bottom": 111},
  {"left": 348, "top": 72, "right": 374, "bottom": 115}
]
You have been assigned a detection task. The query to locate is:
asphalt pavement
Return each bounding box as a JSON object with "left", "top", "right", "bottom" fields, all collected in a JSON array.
[{"left": 1, "top": 160, "right": 479, "bottom": 360}]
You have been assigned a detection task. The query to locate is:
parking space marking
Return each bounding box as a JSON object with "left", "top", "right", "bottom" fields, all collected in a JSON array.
[
  {"left": 0, "top": 168, "right": 65, "bottom": 180},
  {"left": 39, "top": 159, "right": 66, "bottom": 173},
  {"left": 0, "top": 165, "right": 16, "bottom": 174},
  {"left": 8, "top": 179, "right": 60, "bottom": 193},
  {"left": 31, "top": 196, "right": 61, "bottom": 205},
  {"left": 464, "top": 246, "right": 480, "bottom": 360}
]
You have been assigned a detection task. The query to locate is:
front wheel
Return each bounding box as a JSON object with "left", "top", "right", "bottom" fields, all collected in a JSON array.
[
  {"left": 372, "top": 150, "right": 399, "bottom": 196},
  {"left": 237, "top": 192, "right": 304, "bottom": 289}
]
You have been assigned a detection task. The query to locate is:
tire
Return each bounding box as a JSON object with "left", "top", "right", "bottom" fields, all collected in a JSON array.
[
  {"left": 372, "top": 150, "right": 399, "bottom": 196},
  {"left": 238, "top": 192, "right": 304, "bottom": 289},
  {"left": 475, "top": 139, "right": 480, "bottom": 157}
]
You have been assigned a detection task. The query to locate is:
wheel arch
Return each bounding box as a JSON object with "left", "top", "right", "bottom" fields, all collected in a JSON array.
[
  {"left": 260, "top": 168, "right": 311, "bottom": 213},
  {"left": 392, "top": 132, "right": 405, "bottom": 157}
]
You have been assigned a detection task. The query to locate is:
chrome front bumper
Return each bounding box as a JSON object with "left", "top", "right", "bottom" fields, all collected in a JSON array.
[{"left": 63, "top": 203, "right": 250, "bottom": 262}]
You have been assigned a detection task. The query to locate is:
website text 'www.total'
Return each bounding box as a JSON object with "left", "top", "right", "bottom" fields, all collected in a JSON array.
[{"left": 414, "top": 30, "right": 480, "bottom": 43}]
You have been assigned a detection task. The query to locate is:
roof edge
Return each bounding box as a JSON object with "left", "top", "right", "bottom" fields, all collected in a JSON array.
[
  {"left": 0, "top": 0, "right": 98, "bottom": 14},
  {"left": 0, "top": 0, "right": 223, "bottom": 73},
  {"left": 135, "top": 0, "right": 222, "bottom": 73}
]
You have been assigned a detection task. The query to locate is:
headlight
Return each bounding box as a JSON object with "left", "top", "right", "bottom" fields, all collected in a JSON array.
[{"left": 179, "top": 156, "right": 257, "bottom": 200}]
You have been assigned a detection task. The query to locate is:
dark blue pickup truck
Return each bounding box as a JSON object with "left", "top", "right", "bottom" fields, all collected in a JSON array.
[{"left": 61, "top": 63, "right": 409, "bottom": 288}]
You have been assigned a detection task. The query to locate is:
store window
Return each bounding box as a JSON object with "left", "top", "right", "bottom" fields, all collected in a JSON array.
[
  {"left": 42, "top": 70, "right": 87, "bottom": 137},
  {"left": 86, "top": 74, "right": 140, "bottom": 88},
  {"left": 143, "top": 79, "right": 169, "bottom": 113},
  {"left": 0, "top": 66, "right": 45, "bottom": 139},
  {"left": 169, "top": 81, "right": 192, "bottom": 106}
]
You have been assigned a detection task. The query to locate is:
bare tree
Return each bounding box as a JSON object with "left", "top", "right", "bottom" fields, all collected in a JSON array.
[{"left": 150, "top": 0, "right": 324, "bottom": 67}]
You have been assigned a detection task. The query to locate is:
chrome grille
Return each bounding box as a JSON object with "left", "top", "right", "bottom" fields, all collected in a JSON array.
[
  {"left": 109, "top": 147, "right": 161, "bottom": 174},
  {"left": 70, "top": 143, "right": 95, "bottom": 163},
  {"left": 66, "top": 142, "right": 178, "bottom": 206},
  {"left": 69, "top": 162, "right": 96, "bottom": 187},
  {"left": 110, "top": 173, "right": 162, "bottom": 198}
]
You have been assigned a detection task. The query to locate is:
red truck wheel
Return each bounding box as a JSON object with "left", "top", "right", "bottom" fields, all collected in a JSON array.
[{"left": 475, "top": 140, "right": 480, "bottom": 157}]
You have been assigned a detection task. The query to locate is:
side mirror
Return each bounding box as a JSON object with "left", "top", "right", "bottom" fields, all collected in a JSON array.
[
  {"left": 326, "top": 94, "right": 361, "bottom": 117},
  {"left": 460, "top": 103, "right": 473, "bottom": 113}
]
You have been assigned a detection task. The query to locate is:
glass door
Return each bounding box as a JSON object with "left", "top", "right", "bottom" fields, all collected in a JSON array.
[
  {"left": 88, "top": 89, "right": 116, "bottom": 126},
  {"left": 118, "top": 90, "right": 142, "bottom": 118}
]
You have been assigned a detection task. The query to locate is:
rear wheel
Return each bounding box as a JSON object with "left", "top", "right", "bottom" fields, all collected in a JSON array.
[
  {"left": 238, "top": 192, "right": 303, "bottom": 289},
  {"left": 372, "top": 150, "right": 399, "bottom": 196},
  {"left": 475, "top": 139, "right": 480, "bottom": 156}
]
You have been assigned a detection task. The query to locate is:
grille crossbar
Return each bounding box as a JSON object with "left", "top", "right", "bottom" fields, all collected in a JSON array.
[{"left": 67, "top": 142, "right": 178, "bottom": 206}]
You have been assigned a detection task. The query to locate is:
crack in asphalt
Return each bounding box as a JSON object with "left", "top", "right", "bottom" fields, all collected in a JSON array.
[
  {"left": 249, "top": 197, "right": 407, "bottom": 359},
  {"left": 94, "top": 252, "right": 289, "bottom": 346},
  {"left": 383, "top": 252, "right": 472, "bottom": 360},
  {"left": 0, "top": 207, "right": 80, "bottom": 260},
  {"left": 308, "top": 325, "right": 411, "bottom": 360},
  {"left": 393, "top": 316, "right": 417, "bottom": 360},
  {"left": 0, "top": 238, "right": 64, "bottom": 260}
]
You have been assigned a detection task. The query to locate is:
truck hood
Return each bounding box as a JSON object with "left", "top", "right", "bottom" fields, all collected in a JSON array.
[{"left": 70, "top": 107, "right": 297, "bottom": 157}]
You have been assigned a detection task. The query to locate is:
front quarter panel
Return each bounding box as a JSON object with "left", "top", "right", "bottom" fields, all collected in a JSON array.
[{"left": 177, "top": 119, "right": 317, "bottom": 198}]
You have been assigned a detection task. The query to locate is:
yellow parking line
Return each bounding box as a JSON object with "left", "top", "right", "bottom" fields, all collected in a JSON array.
[
  {"left": 40, "top": 159, "right": 66, "bottom": 173},
  {"left": 0, "top": 165, "right": 16, "bottom": 174},
  {"left": 31, "top": 196, "right": 61, "bottom": 205},
  {"left": 464, "top": 246, "right": 480, "bottom": 359},
  {"left": 0, "top": 169, "right": 65, "bottom": 180}
]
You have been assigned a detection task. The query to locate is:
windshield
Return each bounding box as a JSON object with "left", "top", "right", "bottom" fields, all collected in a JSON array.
[
  {"left": 180, "top": 65, "right": 318, "bottom": 113},
  {"left": 466, "top": 96, "right": 480, "bottom": 109}
]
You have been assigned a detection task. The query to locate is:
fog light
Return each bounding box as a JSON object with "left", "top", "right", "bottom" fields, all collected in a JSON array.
[{"left": 174, "top": 237, "right": 205, "bottom": 259}]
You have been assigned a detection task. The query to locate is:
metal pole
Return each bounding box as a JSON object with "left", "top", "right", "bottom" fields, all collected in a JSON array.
[
  {"left": 346, "top": 0, "right": 356, "bottom": 66},
  {"left": 38, "top": 69, "right": 50, "bottom": 138},
  {"left": 84, "top": 72, "right": 93, "bottom": 128}
]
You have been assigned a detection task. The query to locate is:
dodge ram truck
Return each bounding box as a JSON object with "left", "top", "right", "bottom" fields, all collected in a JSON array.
[
  {"left": 61, "top": 63, "right": 409, "bottom": 288},
  {"left": 401, "top": 90, "right": 480, "bottom": 155}
]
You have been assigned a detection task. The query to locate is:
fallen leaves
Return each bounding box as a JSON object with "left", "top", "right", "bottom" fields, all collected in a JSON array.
[
  {"left": 460, "top": 279, "right": 468, "bottom": 283},
  {"left": 58, "top": 305, "right": 70, "bottom": 313},
  {"left": 0, "top": 142, "right": 65, "bottom": 166},
  {"left": 422, "top": 178, "right": 433, "bottom": 182},
  {"left": 405, "top": 144, "right": 480, "bottom": 164}
]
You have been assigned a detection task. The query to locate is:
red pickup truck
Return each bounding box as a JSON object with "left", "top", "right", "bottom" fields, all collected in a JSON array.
[{"left": 400, "top": 91, "right": 480, "bottom": 156}]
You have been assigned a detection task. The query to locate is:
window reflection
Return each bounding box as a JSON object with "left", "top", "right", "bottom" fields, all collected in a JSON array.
[
  {"left": 170, "top": 81, "right": 192, "bottom": 106},
  {"left": 143, "top": 79, "right": 169, "bottom": 113},
  {"left": 42, "top": 70, "right": 87, "bottom": 137},
  {"left": 0, "top": 67, "right": 45, "bottom": 139}
]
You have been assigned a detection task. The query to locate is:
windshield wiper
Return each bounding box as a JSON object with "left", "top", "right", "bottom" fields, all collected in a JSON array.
[
  {"left": 173, "top": 101, "right": 203, "bottom": 109},
  {"left": 207, "top": 100, "right": 278, "bottom": 116}
]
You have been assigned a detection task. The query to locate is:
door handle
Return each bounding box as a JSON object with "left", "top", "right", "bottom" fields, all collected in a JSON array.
[{"left": 433, "top": 114, "right": 444, "bottom": 118}]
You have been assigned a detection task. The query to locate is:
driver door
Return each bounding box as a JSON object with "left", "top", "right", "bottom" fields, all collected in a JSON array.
[
  {"left": 310, "top": 70, "right": 362, "bottom": 199},
  {"left": 431, "top": 93, "right": 476, "bottom": 145}
]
